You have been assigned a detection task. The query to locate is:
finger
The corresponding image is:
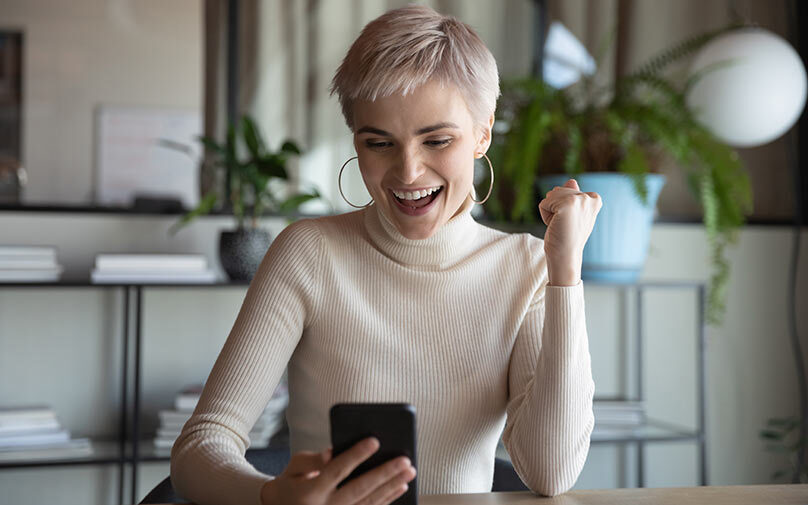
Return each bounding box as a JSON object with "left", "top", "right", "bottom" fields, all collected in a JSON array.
[
  {"left": 538, "top": 198, "right": 553, "bottom": 225},
  {"left": 318, "top": 437, "right": 379, "bottom": 487},
  {"left": 338, "top": 456, "right": 413, "bottom": 502},
  {"left": 564, "top": 178, "right": 579, "bottom": 190},
  {"left": 358, "top": 476, "right": 410, "bottom": 505},
  {"left": 376, "top": 480, "right": 409, "bottom": 505},
  {"left": 285, "top": 451, "right": 327, "bottom": 476},
  {"left": 338, "top": 463, "right": 415, "bottom": 505}
]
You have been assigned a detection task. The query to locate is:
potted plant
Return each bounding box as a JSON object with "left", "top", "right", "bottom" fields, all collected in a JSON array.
[
  {"left": 760, "top": 416, "right": 807, "bottom": 483},
  {"left": 161, "top": 115, "right": 321, "bottom": 281},
  {"left": 486, "top": 26, "right": 753, "bottom": 326}
]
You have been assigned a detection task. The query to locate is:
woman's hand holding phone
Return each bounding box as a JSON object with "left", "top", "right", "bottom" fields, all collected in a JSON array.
[{"left": 260, "top": 437, "right": 416, "bottom": 505}]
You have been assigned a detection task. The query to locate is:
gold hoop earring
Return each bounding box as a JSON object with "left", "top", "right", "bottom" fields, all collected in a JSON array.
[
  {"left": 338, "top": 156, "right": 373, "bottom": 209},
  {"left": 471, "top": 153, "right": 494, "bottom": 205}
]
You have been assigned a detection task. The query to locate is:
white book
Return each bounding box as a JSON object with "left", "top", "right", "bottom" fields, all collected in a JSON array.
[
  {"left": 95, "top": 254, "right": 207, "bottom": 271},
  {"left": 91, "top": 269, "right": 218, "bottom": 284},
  {"left": 156, "top": 425, "right": 271, "bottom": 440},
  {"left": 0, "top": 420, "right": 62, "bottom": 436},
  {"left": 0, "top": 246, "right": 57, "bottom": 258},
  {"left": 265, "top": 395, "right": 289, "bottom": 414},
  {"left": 152, "top": 436, "right": 272, "bottom": 449},
  {"left": 0, "top": 439, "right": 93, "bottom": 461},
  {"left": 0, "top": 406, "right": 57, "bottom": 425},
  {"left": 0, "top": 267, "right": 63, "bottom": 282},
  {"left": 152, "top": 437, "right": 176, "bottom": 449},
  {"left": 0, "top": 429, "right": 70, "bottom": 448},
  {"left": 153, "top": 426, "right": 277, "bottom": 450},
  {"left": 158, "top": 413, "right": 280, "bottom": 432},
  {"left": 0, "top": 259, "right": 59, "bottom": 269},
  {"left": 157, "top": 410, "right": 192, "bottom": 426}
]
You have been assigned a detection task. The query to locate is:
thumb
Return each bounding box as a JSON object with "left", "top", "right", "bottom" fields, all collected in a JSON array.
[{"left": 565, "top": 178, "right": 579, "bottom": 190}]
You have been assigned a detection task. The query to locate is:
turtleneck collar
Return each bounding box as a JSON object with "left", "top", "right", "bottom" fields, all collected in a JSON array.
[{"left": 362, "top": 197, "right": 479, "bottom": 268}]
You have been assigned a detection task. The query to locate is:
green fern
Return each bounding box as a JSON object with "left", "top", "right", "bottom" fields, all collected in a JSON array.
[
  {"left": 488, "top": 24, "right": 755, "bottom": 326},
  {"left": 627, "top": 23, "right": 744, "bottom": 80}
]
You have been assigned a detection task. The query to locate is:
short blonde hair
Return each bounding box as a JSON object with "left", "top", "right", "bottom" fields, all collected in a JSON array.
[{"left": 330, "top": 4, "right": 500, "bottom": 132}]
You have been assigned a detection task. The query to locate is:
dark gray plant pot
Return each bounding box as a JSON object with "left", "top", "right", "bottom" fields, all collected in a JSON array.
[{"left": 219, "top": 228, "right": 272, "bottom": 281}]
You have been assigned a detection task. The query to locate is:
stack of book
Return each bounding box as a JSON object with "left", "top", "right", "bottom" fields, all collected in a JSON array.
[
  {"left": 91, "top": 254, "right": 218, "bottom": 283},
  {"left": 0, "top": 406, "right": 92, "bottom": 461},
  {"left": 153, "top": 382, "right": 288, "bottom": 452},
  {"left": 0, "top": 246, "right": 63, "bottom": 282},
  {"left": 592, "top": 400, "right": 646, "bottom": 438}
]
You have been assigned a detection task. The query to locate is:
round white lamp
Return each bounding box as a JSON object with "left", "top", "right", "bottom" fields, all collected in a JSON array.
[
  {"left": 686, "top": 27, "right": 808, "bottom": 147},
  {"left": 688, "top": 26, "right": 808, "bottom": 485}
]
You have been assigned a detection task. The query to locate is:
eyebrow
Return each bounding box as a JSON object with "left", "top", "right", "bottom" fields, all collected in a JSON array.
[{"left": 355, "top": 122, "right": 460, "bottom": 136}]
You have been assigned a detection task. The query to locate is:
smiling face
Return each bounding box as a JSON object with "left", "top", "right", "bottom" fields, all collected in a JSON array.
[{"left": 352, "top": 79, "right": 493, "bottom": 240}]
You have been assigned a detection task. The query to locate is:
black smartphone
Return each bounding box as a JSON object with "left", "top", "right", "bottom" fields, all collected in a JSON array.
[{"left": 329, "top": 403, "right": 417, "bottom": 504}]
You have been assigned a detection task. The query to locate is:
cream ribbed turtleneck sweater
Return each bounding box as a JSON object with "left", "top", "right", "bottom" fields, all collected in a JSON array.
[{"left": 170, "top": 199, "right": 595, "bottom": 505}]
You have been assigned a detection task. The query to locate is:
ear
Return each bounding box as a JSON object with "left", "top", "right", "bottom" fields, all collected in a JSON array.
[{"left": 475, "top": 113, "right": 495, "bottom": 156}]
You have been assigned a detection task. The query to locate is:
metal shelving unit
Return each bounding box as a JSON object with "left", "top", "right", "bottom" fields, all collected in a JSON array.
[
  {"left": 0, "top": 280, "right": 253, "bottom": 505},
  {"left": 588, "top": 280, "right": 708, "bottom": 488},
  {"left": 0, "top": 278, "right": 707, "bottom": 503}
]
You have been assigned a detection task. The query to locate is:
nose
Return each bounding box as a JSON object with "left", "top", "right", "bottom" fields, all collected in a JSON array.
[{"left": 395, "top": 146, "right": 425, "bottom": 185}]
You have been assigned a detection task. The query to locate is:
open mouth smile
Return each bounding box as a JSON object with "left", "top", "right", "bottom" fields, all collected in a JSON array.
[{"left": 390, "top": 186, "right": 443, "bottom": 216}]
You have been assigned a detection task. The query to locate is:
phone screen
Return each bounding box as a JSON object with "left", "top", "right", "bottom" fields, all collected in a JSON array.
[{"left": 329, "top": 403, "right": 417, "bottom": 504}]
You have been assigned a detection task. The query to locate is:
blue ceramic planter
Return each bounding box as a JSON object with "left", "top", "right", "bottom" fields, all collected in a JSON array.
[{"left": 538, "top": 173, "right": 666, "bottom": 283}]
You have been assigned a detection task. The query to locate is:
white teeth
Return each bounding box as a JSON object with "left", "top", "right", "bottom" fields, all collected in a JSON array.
[{"left": 393, "top": 186, "right": 442, "bottom": 200}]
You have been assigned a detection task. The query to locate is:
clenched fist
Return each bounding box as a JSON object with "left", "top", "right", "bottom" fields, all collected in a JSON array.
[{"left": 538, "top": 179, "right": 603, "bottom": 286}]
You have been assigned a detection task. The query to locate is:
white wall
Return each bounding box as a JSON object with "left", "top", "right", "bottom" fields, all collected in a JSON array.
[
  {"left": 248, "top": 0, "right": 535, "bottom": 215},
  {"left": 0, "top": 1, "right": 804, "bottom": 502},
  {"left": 0, "top": 0, "right": 203, "bottom": 205},
  {"left": 0, "top": 209, "right": 804, "bottom": 503}
]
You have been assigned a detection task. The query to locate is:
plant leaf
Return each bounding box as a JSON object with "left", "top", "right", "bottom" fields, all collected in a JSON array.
[
  {"left": 616, "top": 143, "right": 650, "bottom": 206},
  {"left": 168, "top": 191, "right": 218, "bottom": 235},
  {"left": 279, "top": 190, "right": 321, "bottom": 213},
  {"left": 767, "top": 417, "right": 800, "bottom": 431},
  {"left": 280, "top": 140, "right": 302, "bottom": 155},
  {"left": 156, "top": 138, "right": 195, "bottom": 157},
  {"left": 628, "top": 23, "right": 744, "bottom": 79},
  {"left": 241, "top": 115, "right": 265, "bottom": 158},
  {"left": 255, "top": 155, "right": 288, "bottom": 179},
  {"left": 197, "top": 135, "right": 227, "bottom": 156},
  {"left": 759, "top": 429, "right": 785, "bottom": 441}
]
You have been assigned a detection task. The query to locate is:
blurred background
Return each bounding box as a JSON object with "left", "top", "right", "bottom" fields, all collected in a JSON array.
[{"left": 0, "top": 1, "right": 805, "bottom": 504}]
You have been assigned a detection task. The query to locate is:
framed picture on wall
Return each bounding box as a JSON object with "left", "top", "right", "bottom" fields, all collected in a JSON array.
[{"left": 94, "top": 105, "right": 202, "bottom": 210}]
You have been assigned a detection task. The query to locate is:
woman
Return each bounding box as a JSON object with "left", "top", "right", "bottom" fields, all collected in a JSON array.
[{"left": 171, "top": 5, "right": 601, "bottom": 505}]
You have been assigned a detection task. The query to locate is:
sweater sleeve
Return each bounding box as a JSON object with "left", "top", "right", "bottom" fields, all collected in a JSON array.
[
  {"left": 170, "top": 219, "right": 324, "bottom": 505},
  {"left": 501, "top": 256, "right": 595, "bottom": 496}
]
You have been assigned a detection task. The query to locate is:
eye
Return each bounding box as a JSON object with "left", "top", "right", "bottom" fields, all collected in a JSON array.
[
  {"left": 424, "top": 138, "right": 452, "bottom": 147},
  {"left": 365, "top": 140, "right": 393, "bottom": 149}
]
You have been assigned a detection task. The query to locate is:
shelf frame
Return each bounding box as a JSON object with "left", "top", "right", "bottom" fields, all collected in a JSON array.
[{"left": 0, "top": 278, "right": 708, "bottom": 498}]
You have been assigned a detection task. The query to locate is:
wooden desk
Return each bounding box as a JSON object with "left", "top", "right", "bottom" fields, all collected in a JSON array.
[
  {"left": 418, "top": 485, "right": 808, "bottom": 504},
  {"left": 156, "top": 484, "right": 807, "bottom": 505}
]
